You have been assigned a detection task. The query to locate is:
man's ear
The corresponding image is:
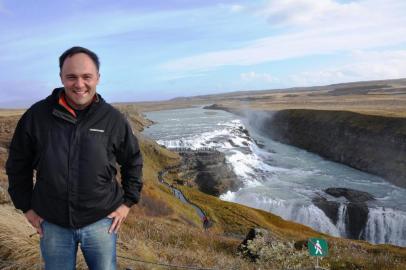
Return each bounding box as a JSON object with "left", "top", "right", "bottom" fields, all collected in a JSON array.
[{"left": 97, "top": 73, "right": 101, "bottom": 83}]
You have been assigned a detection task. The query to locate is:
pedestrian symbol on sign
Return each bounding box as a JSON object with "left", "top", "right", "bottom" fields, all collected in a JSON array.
[
  {"left": 308, "top": 238, "right": 328, "bottom": 257},
  {"left": 315, "top": 240, "right": 323, "bottom": 255}
]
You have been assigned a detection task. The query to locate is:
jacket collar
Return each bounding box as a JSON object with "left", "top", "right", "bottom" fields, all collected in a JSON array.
[{"left": 49, "top": 87, "right": 104, "bottom": 124}]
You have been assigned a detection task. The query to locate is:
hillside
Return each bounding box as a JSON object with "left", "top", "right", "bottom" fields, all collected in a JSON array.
[
  {"left": 0, "top": 106, "right": 406, "bottom": 269},
  {"left": 123, "top": 78, "right": 406, "bottom": 118}
]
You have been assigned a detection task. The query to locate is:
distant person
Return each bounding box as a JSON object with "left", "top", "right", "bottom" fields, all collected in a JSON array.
[
  {"left": 203, "top": 216, "right": 210, "bottom": 230},
  {"left": 6, "top": 46, "right": 143, "bottom": 270}
]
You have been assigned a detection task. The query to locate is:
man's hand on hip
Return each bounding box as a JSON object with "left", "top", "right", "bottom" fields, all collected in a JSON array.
[
  {"left": 24, "top": 209, "right": 44, "bottom": 237},
  {"left": 107, "top": 204, "right": 130, "bottom": 234}
]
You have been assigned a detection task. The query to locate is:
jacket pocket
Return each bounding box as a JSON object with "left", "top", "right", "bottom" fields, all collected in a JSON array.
[{"left": 77, "top": 131, "right": 112, "bottom": 195}]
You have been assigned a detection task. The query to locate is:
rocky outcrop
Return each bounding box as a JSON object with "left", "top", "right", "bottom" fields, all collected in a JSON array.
[
  {"left": 177, "top": 150, "right": 242, "bottom": 196},
  {"left": 313, "top": 188, "right": 375, "bottom": 240},
  {"left": 203, "top": 104, "right": 243, "bottom": 116},
  {"left": 312, "top": 197, "right": 341, "bottom": 224},
  {"left": 248, "top": 109, "right": 406, "bottom": 188},
  {"left": 238, "top": 228, "right": 310, "bottom": 267},
  {"left": 325, "top": 187, "right": 374, "bottom": 203},
  {"left": 238, "top": 228, "right": 275, "bottom": 261},
  {"left": 116, "top": 106, "right": 154, "bottom": 132}
]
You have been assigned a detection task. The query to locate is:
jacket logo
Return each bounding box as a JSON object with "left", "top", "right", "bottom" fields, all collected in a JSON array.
[{"left": 89, "top": 128, "right": 105, "bottom": 133}]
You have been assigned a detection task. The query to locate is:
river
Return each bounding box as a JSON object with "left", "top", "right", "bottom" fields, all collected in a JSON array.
[{"left": 142, "top": 106, "right": 406, "bottom": 246}]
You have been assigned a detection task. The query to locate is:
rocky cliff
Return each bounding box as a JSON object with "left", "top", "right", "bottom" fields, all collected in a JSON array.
[
  {"left": 175, "top": 149, "right": 241, "bottom": 196},
  {"left": 313, "top": 188, "right": 375, "bottom": 240},
  {"left": 248, "top": 109, "right": 406, "bottom": 188}
]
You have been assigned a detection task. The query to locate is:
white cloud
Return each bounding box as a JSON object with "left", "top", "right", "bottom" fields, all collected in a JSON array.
[
  {"left": 288, "top": 50, "right": 406, "bottom": 86},
  {"left": 229, "top": 4, "right": 244, "bottom": 13},
  {"left": 257, "top": 0, "right": 361, "bottom": 27},
  {"left": 161, "top": 0, "right": 406, "bottom": 73},
  {"left": 240, "top": 71, "right": 276, "bottom": 83}
]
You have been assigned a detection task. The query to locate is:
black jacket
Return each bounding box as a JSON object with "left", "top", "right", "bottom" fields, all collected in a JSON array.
[{"left": 6, "top": 88, "right": 143, "bottom": 228}]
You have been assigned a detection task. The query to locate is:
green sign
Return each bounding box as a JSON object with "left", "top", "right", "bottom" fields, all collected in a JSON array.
[{"left": 308, "top": 238, "right": 328, "bottom": 257}]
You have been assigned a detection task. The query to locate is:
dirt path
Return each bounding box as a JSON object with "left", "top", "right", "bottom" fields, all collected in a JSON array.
[{"left": 158, "top": 166, "right": 212, "bottom": 229}]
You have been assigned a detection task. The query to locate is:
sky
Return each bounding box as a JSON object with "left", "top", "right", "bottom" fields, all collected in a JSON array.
[{"left": 1, "top": 0, "right": 406, "bottom": 107}]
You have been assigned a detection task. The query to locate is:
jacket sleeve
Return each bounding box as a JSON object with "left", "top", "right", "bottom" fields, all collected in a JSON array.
[
  {"left": 6, "top": 111, "right": 35, "bottom": 213},
  {"left": 115, "top": 118, "right": 143, "bottom": 207}
]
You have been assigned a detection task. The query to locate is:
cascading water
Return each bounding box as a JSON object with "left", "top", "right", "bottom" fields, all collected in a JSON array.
[
  {"left": 221, "top": 191, "right": 342, "bottom": 237},
  {"left": 363, "top": 207, "right": 406, "bottom": 246},
  {"left": 143, "top": 107, "right": 406, "bottom": 247},
  {"left": 336, "top": 204, "right": 348, "bottom": 237}
]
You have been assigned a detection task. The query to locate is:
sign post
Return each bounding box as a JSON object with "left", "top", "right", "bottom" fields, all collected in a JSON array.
[{"left": 308, "top": 238, "right": 328, "bottom": 269}]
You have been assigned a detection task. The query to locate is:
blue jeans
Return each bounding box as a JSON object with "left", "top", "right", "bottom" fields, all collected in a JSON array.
[{"left": 40, "top": 218, "right": 117, "bottom": 270}]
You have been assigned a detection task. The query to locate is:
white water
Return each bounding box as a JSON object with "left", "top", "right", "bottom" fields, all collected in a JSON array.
[
  {"left": 336, "top": 204, "right": 348, "bottom": 237},
  {"left": 364, "top": 207, "right": 406, "bottom": 246},
  {"left": 143, "top": 107, "right": 406, "bottom": 246}
]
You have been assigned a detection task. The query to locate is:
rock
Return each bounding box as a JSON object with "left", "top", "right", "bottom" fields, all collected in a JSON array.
[
  {"left": 238, "top": 228, "right": 276, "bottom": 261},
  {"left": 313, "top": 188, "right": 373, "bottom": 240},
  {"left": 203, "top": 104, "right": 243, "bottom": 116},
  {"left": 325, "top": 187, "right": 375, "bottom": 203},
  {"left": 177, "top": 150, "right": 242, "bottom": 196},
  {"left": 346, "top": 202, "right": 369, "bottom": 239},
  {"left": 312, "top": 197, "right": 340, "bottom": 224},
  {"left": 227, "top": 139, "right": 238, "bottom": 148},
  {"left": 294, "top": 239, "right": 308, "bottom": 250},
  {"left": 238, "top": 228, "right": 307, "bottom": 266},
  {"left": 203, "top": 104, "right": 229, "bottom": 111}
]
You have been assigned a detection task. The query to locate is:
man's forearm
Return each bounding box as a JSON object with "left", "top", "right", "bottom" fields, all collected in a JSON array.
[
  {"left": 7, "top": 175, "right": 33, "bottom": 212},
  {"left": 121, "top": 165, "right": 143, "bottom": 206}
]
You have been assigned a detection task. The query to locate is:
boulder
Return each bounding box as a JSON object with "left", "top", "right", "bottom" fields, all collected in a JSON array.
[
  {"left": 312, "top": 197, "right": 340, "bottom": 224},
  {"left": 325, "top": 187, "right": 375, "bottom": 203},
  {"left": 238, "top": 228, "right": 276, "bottom": 261},
  {"left": 178, "top": 150, "right": 242, "bottom": 196},
  {"left": 346, "top": 202, "right": 369, "bottom": 239}
]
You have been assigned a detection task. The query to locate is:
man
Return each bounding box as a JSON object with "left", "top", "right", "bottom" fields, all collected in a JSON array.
[{"left": 6, "top": 46, "right": 143, "bottom": 270}]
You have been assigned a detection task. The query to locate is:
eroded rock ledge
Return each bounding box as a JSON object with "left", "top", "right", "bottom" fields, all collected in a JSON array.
[
  {"left": 176, "top": 149, "right": 242, "bottom": 196},
  {"left": 313, "top": 188, "right": 375, "bottom": 240}
]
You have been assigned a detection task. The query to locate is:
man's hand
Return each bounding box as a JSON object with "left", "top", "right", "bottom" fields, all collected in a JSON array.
[
  {"left": 24, "top": 209, "right": 44, "bottom": 237},
  {"left": 107, "top": 204, "right": 130, "bottom": 234}
]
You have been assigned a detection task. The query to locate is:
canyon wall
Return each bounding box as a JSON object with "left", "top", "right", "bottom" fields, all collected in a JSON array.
[{"left": 248, "top": 109, "right": 406, "bottom": 188}]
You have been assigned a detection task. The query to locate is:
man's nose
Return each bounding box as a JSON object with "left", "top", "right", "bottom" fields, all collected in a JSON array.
[{"left": 75, "top": 78, "right": 85, "bottom": 88}]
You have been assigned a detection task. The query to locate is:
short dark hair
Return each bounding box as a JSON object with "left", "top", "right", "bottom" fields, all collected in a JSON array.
[{"left": 59, "top": 46, "right": 100, "bottom": 71}]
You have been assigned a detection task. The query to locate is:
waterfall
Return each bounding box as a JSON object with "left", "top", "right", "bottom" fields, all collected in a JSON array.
[
  {"left": 336, "top": 204, "right": 348, "bottom": 237},
  {"left": 144, "top": 107, "right": 406, "bottom": 247},
  {"left": 289, "top": 204, "right": 341, "bottom": 237},
  {"left": 364, "top": 207, "right": 406, "bottom": 246},
  {"left": 229, "top": 194, "right": 341, "bottom": 237}
]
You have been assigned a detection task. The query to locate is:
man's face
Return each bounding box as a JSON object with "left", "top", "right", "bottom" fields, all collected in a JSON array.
[{"left": 60, "top": 53, "right": 100, "bottom": 110}]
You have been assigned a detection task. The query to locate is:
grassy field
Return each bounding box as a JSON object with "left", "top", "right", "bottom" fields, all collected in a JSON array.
[{"left": 122, "top": 78, "right": 406, "bottom": 117}]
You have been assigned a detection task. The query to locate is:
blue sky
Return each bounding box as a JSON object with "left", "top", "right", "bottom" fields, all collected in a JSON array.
[{"left": 1, "top": 0, "right": 406, "bottom": 107}]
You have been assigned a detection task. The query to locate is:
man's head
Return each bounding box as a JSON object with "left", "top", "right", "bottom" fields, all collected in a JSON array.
[{"left": 59, "top": 47, "right": 100, "bottom": 110}]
